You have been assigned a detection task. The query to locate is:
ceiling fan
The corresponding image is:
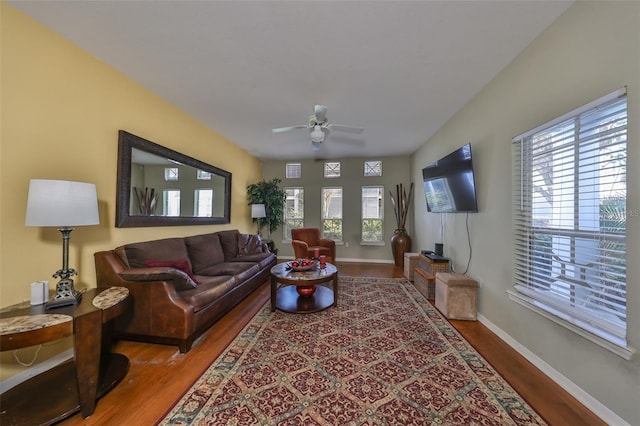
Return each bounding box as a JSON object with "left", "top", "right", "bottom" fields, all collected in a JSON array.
[{"left": 272, "top": 105, "right": 363, "bottom": 148}]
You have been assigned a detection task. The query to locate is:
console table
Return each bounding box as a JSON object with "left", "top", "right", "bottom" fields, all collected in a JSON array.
[{"left": 0, "top": 287, "right": 130, "bottom": 425}]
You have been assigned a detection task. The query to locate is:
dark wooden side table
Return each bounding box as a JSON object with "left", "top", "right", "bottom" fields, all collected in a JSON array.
[{"left": 0, "top": 287, "right": 130, "bottom": 425}]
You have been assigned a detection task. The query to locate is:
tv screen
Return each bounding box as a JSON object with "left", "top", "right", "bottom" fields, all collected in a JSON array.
[{"left": 422, "top": 143, "right": 478, "bottom": 213}]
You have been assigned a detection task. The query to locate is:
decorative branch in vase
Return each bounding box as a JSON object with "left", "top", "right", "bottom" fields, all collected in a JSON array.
[
  {"left": 134, "top": 187, "right": 158, "bottom": 216},
  {"left": 389, "top": 183, "right": 414, "bottom": 266}
]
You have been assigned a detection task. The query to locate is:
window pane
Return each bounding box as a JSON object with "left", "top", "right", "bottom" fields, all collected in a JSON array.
[
  {"left": 364, "top": 160, "right": 382, "bottom": 177},
  {"left": 164, "top": 167, "right": 179, "bottom": 181},
  {"left": 322, "top": 187, "right": 342, "bottom": 241},
  {"left": 362, "top": 186, "right": 383, "bottom": 242},
  {"left": 163, "top": 189, "right": 180, "bottom": 216},
  {"left": 197, "top": 170, "right": 212, "bottom": 180},
  {"left": 284, "top": 187, "right": 304, "bottom": 240},
  {"left": 286, "top": 163, "right": 301, "bottom": 179},
  {"left": 194, "top": 189, "right": 213, "bottom": 217},
  {"left": 324, "top": 162, "right": 341, "bottom": 178}
]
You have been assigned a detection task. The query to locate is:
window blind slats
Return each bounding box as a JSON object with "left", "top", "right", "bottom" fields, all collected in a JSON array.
[{"left": 512, "top": 90, "right": 627, "bottom": 345}]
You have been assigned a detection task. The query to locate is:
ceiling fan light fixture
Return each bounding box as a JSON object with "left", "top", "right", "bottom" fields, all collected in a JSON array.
[
  {"left": 311, "top": 141, "right": 322, "bottom": 151},
  {"left": 310, "top": 125, "right": 325, "bottom": 143}
]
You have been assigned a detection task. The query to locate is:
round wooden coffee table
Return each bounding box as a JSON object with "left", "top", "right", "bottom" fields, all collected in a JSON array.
[{"left": 270, "top": 262, "right": 338, "bottom": 313}]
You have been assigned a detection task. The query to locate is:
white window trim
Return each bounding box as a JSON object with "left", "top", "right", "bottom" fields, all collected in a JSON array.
[{"left": 507, "top": 290, "right": 635, "bottom": 360}]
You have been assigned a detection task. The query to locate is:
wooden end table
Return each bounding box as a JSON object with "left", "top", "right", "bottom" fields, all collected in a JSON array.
[
  {"left": 270, "top": 262, "right": 338, "bottom": 313},
  {"left": 0, "top": 287, "right": 130, "bottom": 424}
]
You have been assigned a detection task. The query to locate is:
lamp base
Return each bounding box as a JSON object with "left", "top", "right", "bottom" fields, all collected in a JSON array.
[{"left": 45, "top": 278, "right": 82, "bottom": 309}]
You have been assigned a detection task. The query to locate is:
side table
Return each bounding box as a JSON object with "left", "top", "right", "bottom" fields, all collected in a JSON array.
[{"left": 0, "top": 287, "right": 130, "bottom": 424}]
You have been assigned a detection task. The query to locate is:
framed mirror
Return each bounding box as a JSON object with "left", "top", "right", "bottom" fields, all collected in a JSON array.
[{"left": 116, "top": 130, "right": 231, "bottom": 227}]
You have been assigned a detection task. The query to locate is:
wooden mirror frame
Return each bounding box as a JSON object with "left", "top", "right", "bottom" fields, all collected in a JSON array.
[{"left": 116, "top": 130, "right": 232, "bottom": 227}]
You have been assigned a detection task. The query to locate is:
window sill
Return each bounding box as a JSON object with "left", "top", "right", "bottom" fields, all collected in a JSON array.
[
  {"left": 507, "top": 290, "right": 635, "bottom": 360},
  {"left": 360, "top": 241, "right": 385, "bottom": 246}
]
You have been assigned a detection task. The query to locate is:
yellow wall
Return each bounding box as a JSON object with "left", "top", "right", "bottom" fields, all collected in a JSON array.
[{"left": 1, "top": 4, "right": 262, "bottom": 378}]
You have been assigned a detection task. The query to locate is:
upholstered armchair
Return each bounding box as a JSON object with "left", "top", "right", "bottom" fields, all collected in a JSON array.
[{"left": 291, "top": 228, "right": 336, "bottom": 263}]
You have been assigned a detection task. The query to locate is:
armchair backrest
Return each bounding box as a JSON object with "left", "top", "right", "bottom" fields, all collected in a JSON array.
[{"left": 291, "top": 228, "right": 321, "bottom": 245}]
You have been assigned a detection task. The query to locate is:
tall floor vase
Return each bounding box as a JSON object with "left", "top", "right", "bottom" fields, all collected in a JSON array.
[{"left": 390, "top": 228, "right": 411, "bottom": 266}]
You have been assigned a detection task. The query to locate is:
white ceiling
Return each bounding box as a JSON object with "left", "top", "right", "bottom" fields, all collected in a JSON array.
[{"left": 10, "top": 1, "right": 572, "bottom": 160}]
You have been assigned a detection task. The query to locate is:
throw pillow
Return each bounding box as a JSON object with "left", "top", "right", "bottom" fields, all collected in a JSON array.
[
  {"left": 237, "top": 234, "right": 264, "bottom": 256},
  {"left": 144, "top": 259, "right": 200, "bottom": 285}
]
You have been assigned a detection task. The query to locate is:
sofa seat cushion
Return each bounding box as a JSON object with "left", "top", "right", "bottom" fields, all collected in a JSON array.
[
  {"left": 180, "top": 276, "right": 236, "bottom": 312},
  {"left": 123, "top": 238, "right": 190, "bottom": 268},
  {"left": 229, "top": 252, "right": 276, "bottom": 269},
  {"left": 185, "top": 233, "right": 225, "bottom": 274}
]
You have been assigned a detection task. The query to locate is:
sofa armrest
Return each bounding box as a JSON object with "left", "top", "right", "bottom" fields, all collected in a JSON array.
[
  {"left": 291, "top": 239, "right": 309, "bottom": 259},
  {"left": 318, "top": 238, "right": 336, "bottom": 250},
  {"left": 118, "top": 267, "right": 198, "bottom": 291}
]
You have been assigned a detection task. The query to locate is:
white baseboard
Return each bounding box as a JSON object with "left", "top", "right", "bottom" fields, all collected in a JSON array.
[
  {"left": 280, "top": 255, "right": 395, "bottom": 264},
  {"left": 477, "top": 313, "right": 630, "bottom": 426},
  {"left": 0, "top": 348, "right": 74, "bottom": 393}
]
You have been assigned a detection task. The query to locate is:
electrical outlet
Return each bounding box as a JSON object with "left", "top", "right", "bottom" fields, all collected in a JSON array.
[{"left": 345, "top": 242, "right": 349, "bottom": 248}]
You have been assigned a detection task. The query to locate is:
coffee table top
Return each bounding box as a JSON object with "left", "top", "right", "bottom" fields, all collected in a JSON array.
[{"left": 270, "top": 262, "right": 337, "bottom": 283}]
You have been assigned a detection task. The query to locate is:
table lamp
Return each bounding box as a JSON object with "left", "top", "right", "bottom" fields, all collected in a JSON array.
[
  {"left": 250, "top": 203, "right": 266, "bottom": 235},
  {"left": 25, "top": 179, "right": 100, "bottom": 308}
]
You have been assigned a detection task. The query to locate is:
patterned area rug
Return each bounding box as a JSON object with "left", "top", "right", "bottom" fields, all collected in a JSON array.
[{"left": 159, "top": 277, "right": 547, "bottom": 425}]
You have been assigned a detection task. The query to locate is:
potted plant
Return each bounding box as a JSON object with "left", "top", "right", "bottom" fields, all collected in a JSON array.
[{"left": 247, "top": 178, "right": 286, "bottom": 241}]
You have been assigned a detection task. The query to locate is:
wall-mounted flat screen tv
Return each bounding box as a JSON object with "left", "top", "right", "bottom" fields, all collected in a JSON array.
[{"left": 422, "top": 143, "right": 478, "bottom": 213}]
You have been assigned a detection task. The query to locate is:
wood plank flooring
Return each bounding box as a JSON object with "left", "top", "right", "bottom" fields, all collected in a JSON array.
[{"left": 60, "top": 262, "right": 605, "bottom": 425}]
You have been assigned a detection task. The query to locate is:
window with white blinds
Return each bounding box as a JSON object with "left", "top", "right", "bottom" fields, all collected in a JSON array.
[{"left": 511, "top": 88, "right": 628, "bottom": 351}]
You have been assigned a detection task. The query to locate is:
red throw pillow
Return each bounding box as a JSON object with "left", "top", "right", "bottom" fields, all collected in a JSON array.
[{"left": 144, "top": 259, "right": 200, "bottom": 285}]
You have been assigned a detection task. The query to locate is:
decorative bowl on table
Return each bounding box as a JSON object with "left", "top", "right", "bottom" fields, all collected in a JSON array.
[{"left": 288, "top": 258, "right": 316, "bottom": 272}]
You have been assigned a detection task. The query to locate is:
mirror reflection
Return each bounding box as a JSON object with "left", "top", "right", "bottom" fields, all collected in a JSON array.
[{"left": 116, "top": 131, "right": 231, "bottom": 227}]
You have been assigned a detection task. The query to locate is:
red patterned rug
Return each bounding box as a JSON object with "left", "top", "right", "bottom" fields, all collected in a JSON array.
[{"left": 158, "top": 277, "right": 547, "bottom": 425}]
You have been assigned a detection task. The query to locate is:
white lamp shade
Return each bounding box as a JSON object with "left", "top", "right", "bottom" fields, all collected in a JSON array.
[
  {"left": 250, "top": 203, "right": 266, "bottom": 219},
  {"left": 25, "top": 179, "right": 100, "bottom": 227}
]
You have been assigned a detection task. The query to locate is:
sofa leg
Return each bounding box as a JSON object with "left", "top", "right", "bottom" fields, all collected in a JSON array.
[{"left": 179, "top": 339, "right": 193, "bottom": 353}]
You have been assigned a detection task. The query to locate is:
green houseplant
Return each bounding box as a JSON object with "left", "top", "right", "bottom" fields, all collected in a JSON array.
[{"left": 247, "top": 178, "right": 286, "bottom": 240}]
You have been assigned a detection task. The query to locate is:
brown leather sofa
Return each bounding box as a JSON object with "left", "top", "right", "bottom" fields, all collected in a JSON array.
[
  {"left": 94, "top": 230, "right": 276, "bottom": 352},
  {"left": 291, "top": 227, "right": 336, "bottom": 263}
]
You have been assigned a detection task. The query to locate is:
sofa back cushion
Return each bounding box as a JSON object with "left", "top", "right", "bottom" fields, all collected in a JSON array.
[
  {"left": 217, "top": 229, "right": 240, "bottom": 260},
  {"left": 185, "top": 233, "right": 225, "bottom": 274},
  {"left": 238, "top": 233, "right": 265, "bottom": 256},
  {"left": 122, "top": 237, "right": 190, "bottom": 268}
]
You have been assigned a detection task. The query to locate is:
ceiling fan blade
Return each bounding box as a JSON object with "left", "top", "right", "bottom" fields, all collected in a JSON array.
[
  {"left": 314, "top": 105, "right": 328, "bottom": 122},
  {"left": 272, "top": 125, "right": 307, "bottom": 133},
  {"left": 326, "top": 124, "right": 364, "bottom": 134}
]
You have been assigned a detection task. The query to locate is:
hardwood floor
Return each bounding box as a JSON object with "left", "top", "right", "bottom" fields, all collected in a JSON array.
[{"left": 60, "top": 262, "right": 604, "bottom": 425}]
